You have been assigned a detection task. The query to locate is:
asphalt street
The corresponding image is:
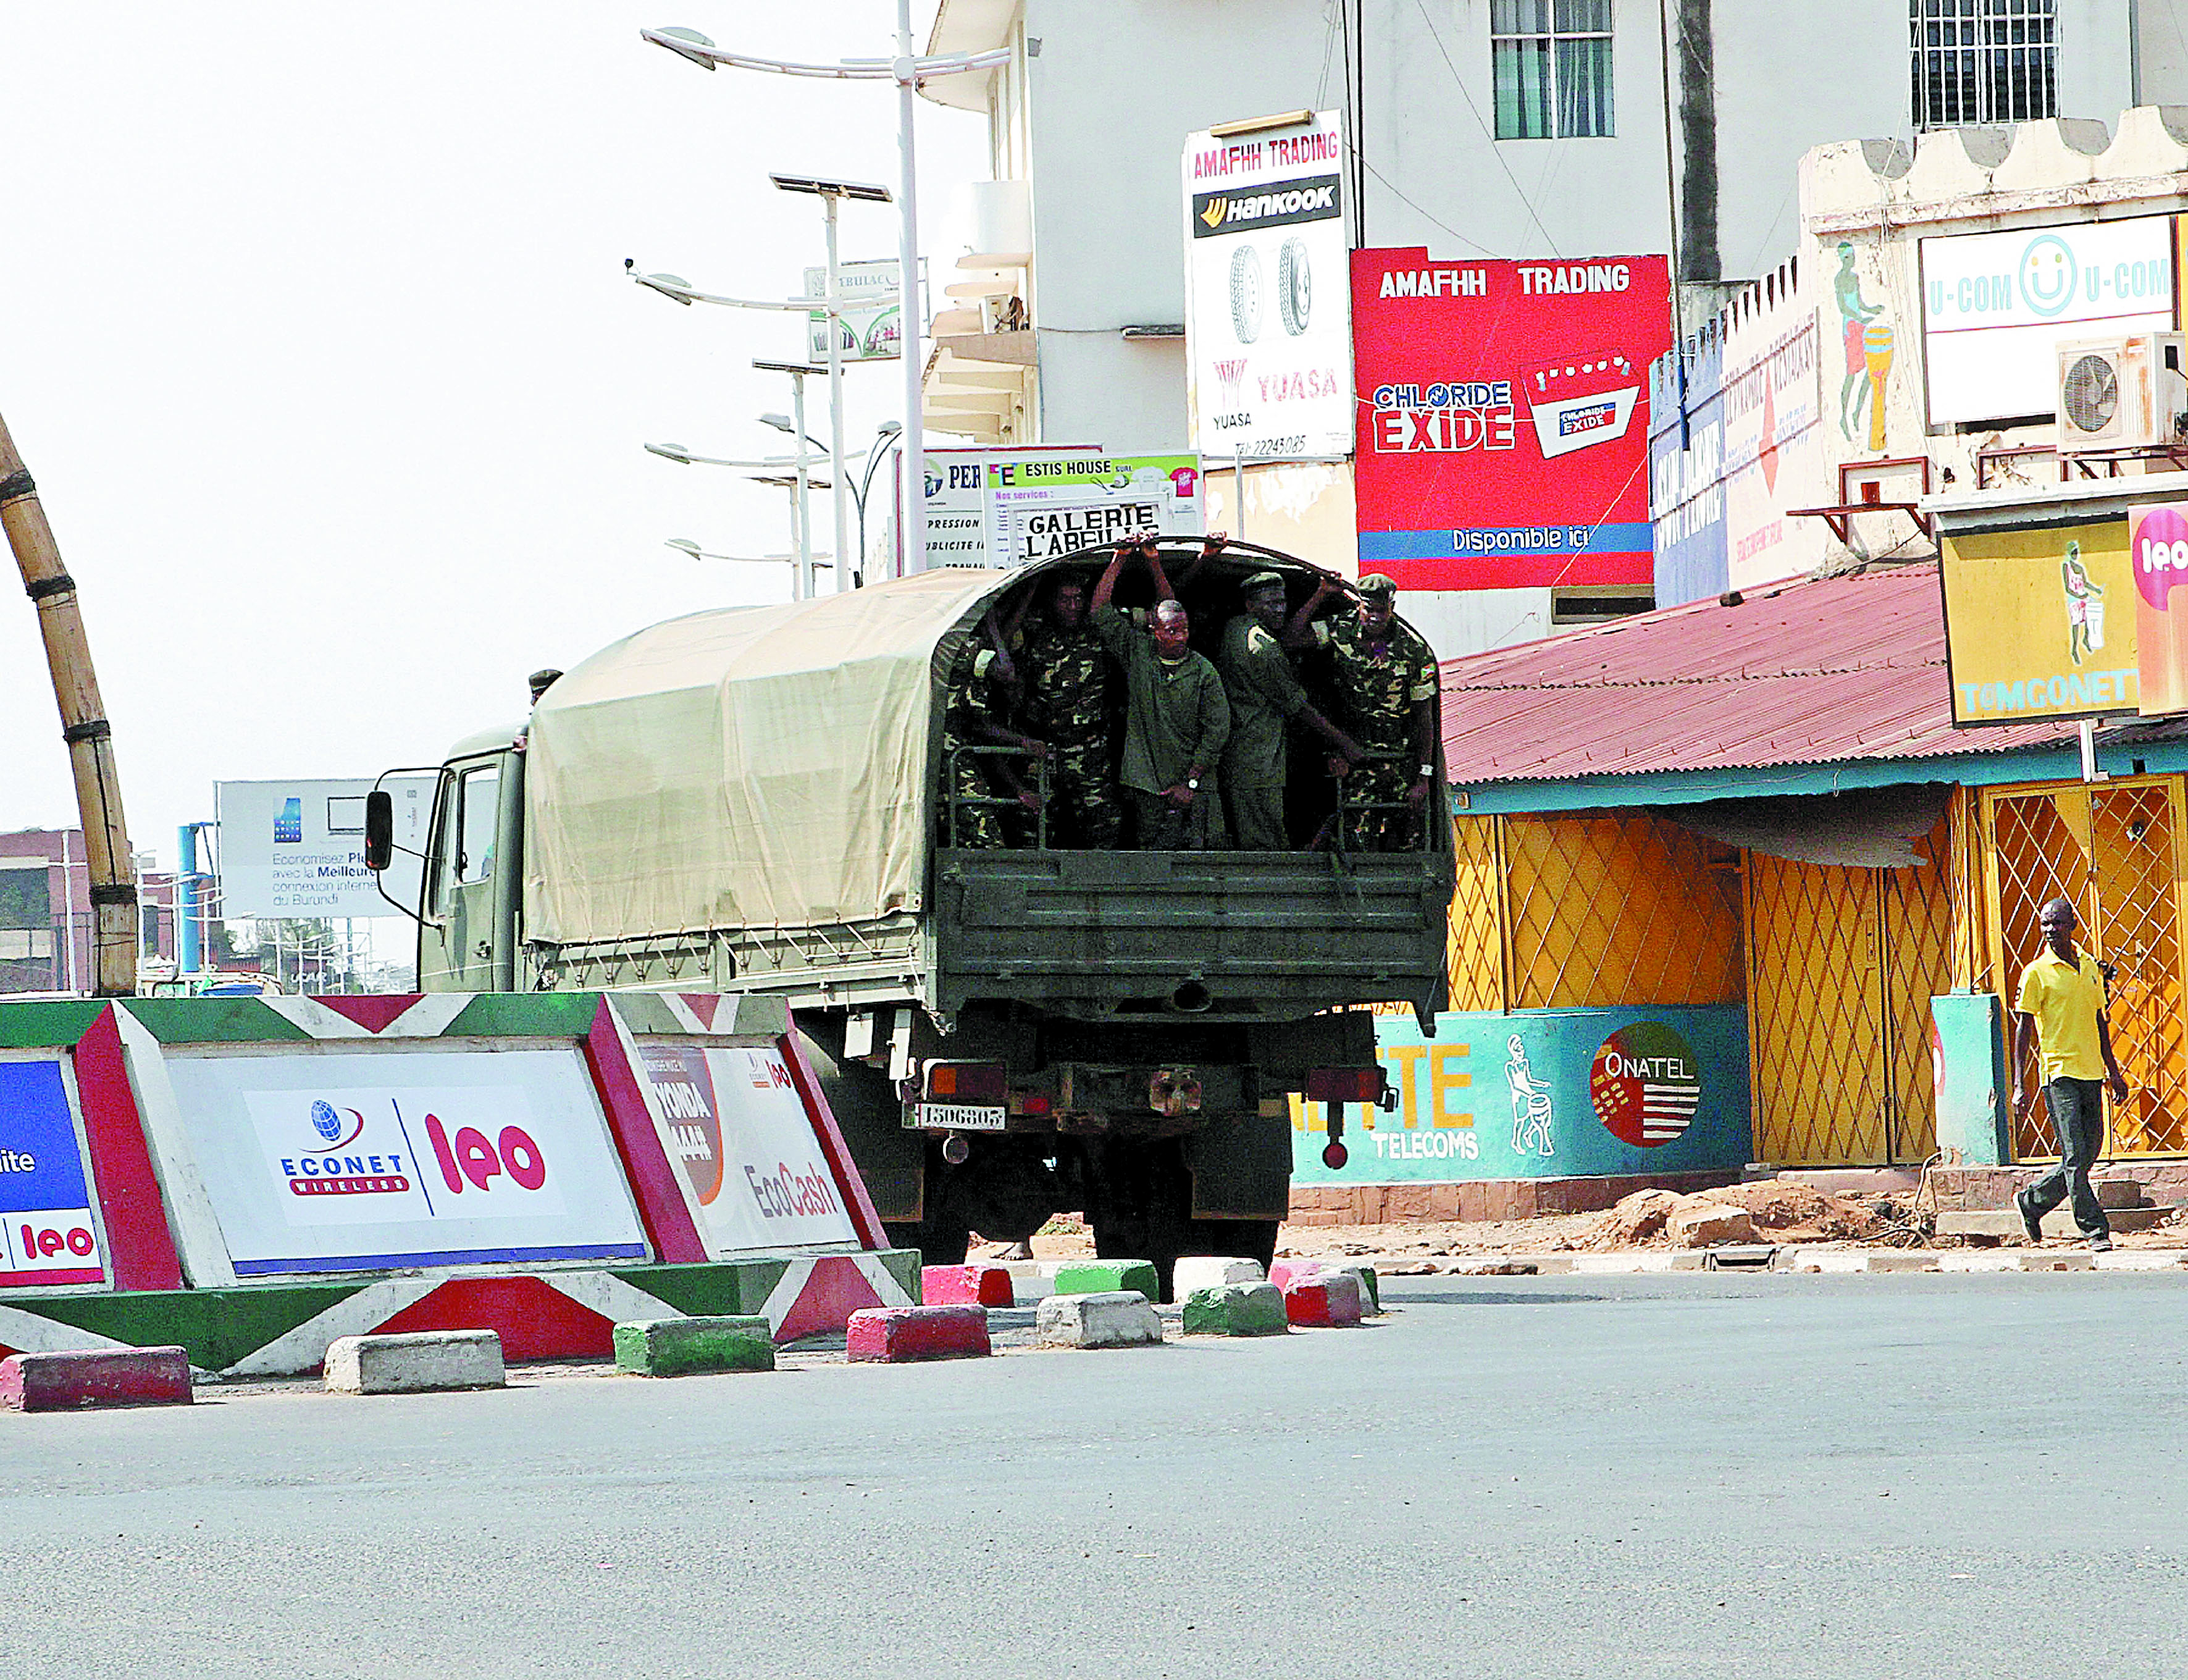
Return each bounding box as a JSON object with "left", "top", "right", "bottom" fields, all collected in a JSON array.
[{"left": 4, "top": 1273, "right": 2186, "bottom": 1679}]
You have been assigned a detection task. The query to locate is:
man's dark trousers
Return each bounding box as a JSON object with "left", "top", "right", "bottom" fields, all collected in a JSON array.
[{"left": 2023, "top": 1077, "right": 2111, "bottom": 1239}]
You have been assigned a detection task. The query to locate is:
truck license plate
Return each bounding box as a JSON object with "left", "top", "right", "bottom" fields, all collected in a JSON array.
[{"left": 917, "top": 1102, "right": 1007, "bottom": 1133}]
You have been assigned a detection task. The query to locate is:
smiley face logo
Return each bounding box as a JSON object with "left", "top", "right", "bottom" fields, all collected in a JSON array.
[{"left": 2018, "top": 233, "right": 2079, "bottom": 318}]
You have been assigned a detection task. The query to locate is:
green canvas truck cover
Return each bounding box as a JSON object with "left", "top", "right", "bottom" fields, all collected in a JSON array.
[{"left": 524, "top": 566, "right": 1009, "bottom": 944}]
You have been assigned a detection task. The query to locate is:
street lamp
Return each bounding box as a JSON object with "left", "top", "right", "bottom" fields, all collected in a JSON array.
[
  {"left": 645, "top": 439, "right": 834, "bottom": 598},
  {"left": 640, "top": 14, "right": 1013, "bottom": 579},
  {"left": 852, "top": 420, "right": 903, "bottom": 579},
  {"left": 753, "top": 361, "right": 823, "bottom": 598},
  {"left": 773, "top": 170, "right": 892, "bottom": 596}
]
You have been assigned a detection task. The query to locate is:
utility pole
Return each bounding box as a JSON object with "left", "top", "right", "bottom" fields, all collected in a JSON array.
[{"left": 0, "top": 409, "right": 137, "bottom": 996}]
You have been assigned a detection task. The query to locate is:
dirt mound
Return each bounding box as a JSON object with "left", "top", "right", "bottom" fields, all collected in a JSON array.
[
  {"left": 1694, "top": 1179, "right": 1884, "bottom": 1241},
  {"left": 1577, "top": 1189, "right": 1682, "bottom": 1249}
]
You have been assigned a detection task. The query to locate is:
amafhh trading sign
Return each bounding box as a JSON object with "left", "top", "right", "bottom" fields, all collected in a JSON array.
[
  {"left": 1183, "top": 111, "right": 1354, "bottom": 460},
  {"left": 0, "top": 1057, "right": 106, "bottom": 1288},
  {"left": 632, "top": 1043, "right": 861, "bottom": 1256},
  {"left": 1289, "top": 1005, "right": 1749, "bottom": 1185},
  {"left": 162, "top": 1046, "right": 650, "bottom": 1275},
  {"left": 1351, "top": 250, "right": 1671, "bottom": 589}
]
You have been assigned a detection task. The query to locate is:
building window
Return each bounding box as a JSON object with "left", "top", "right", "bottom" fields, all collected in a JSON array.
[
  {"left": 1493, "top": 0, "right": 1614, "bottom": 140},
  {"left": 1911, "top": 0, "right": 2056, "bottom": 128}
]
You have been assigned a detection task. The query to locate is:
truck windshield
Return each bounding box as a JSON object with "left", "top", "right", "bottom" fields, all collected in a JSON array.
[{"left": 456, "top": 764, "right": 499, "bottom": 884}]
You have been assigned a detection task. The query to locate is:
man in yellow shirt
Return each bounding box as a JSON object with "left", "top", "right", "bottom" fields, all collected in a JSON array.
[{"left": 2011, "top": 897, "right": 2130, "bottom": 1250}]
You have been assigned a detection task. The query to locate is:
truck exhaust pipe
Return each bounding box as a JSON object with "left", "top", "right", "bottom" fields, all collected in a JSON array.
[{"left": 1168, "top": 980, "right": 1212, "bottom": 1014}]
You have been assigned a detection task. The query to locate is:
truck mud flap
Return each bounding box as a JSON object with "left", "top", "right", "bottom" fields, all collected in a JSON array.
[{"left": 1183, "top": 1113, "right": 1293, "bottom": 1222}]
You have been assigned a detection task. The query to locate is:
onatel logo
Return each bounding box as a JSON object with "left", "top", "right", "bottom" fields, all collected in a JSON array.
[{"left": 2134, "top": 505, "right": 2188, "bottom": 611}]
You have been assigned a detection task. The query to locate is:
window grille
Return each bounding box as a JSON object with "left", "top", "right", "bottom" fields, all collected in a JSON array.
[
  {"left": 1492, "top": 0, "right": 1614, "bottom": 140},
  {"left": 1911, "top": 0, "right": 2056, "bottom": 128}
]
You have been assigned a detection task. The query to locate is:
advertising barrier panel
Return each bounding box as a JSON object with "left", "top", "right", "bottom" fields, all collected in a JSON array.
[
  {"left": 1919, "top": 215, "right": 2176, "bottom": 426},
  {"left": 1290, "top": 1006, "right": 1750, "bottom": 1185},
  {"left": 634, "top": 1042, "right": 861, "bottom": 1254},
  {"left": 0, "top": 1056, "right": 105, "bottom": 1288},
  {"left": 1940, "top": 518, "right": 2140, "bottom": 724},
  {"left": 1183, "top": 111, "right": 1354, "bottom": 460},
  {"left": 1351, "top": 249, "right": 1670, "bottom": 590},
  {"left": 162, "top": 1045, "right": 650, "bottom": 1275}
]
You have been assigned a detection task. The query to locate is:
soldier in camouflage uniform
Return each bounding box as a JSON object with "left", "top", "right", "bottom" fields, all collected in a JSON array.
[
  {"left": 1018, "top": 573, "right": 1122, "bottom": 849},
  {"left": 1312, "top": 572, "right": 1440, "bottom": 850},
  {"left": 939, "top": 641, "right": 1042, "bottom": 849}
]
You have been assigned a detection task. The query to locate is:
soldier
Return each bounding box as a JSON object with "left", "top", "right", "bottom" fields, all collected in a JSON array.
[
  {"left": 1089, "top": 535, "right": 1231, "bottom": 849},
  {"left": 1215, "top": 569, "right": 1364, "bottom": 850},
  {"left": 1013, "top": 571, "right": 1121, "bottom": 849},
  {"left": 1305, "top": 571, "right": 1439, "bottom": 850},
  {"left": 939, "top": 637, "right": 1044, "bottom": 849}
]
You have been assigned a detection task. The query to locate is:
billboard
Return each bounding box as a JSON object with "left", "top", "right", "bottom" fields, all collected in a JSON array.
[
  {"left": 0, "top": 1057, "right": 105, "bottom": 1288},
  {"left": 1289, "top": 1006, "right": 1750, "bottom": 1185},
  {"left": 923, "top": 448, "right": 1202, "bottom": 570},
  {"left": 216, "top": 776, "right": 434, "bottom": 920},
  {"left": 804, "top": 257, "right": 910, "bottom": 364},
  {"left": 2132, "top": 503, "right": 2188, "bottom": 716},
  {"left": 162, "top": 1046, "right": 650, "bottom": 1275},
  {"left": 1940, "top": 518, "right": 2140, "bottom": 724},
  {"left": 1183, "top": 111, "right": 1354, "bottom": 460},
  {"left": 633, "top": 1042, "right": 860, "bottom": 1254},
  {"left": 1351, "top": 249, "right": 1672, "bottom": 590},
  {"left": 1649, "top": 332, "right": 1729, "bottom": 604},
  {"left": 1919, "top": 216, "right": 2178, "bottom": 425}
]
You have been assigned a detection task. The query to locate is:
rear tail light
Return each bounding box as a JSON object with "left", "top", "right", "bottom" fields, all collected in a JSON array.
[
  {"left": 924, "top": 1061, "right": 1007, "bottom": 1103},
  {"left": 1306, "top": 1066, "right": 1386, "bottom": 1104}
]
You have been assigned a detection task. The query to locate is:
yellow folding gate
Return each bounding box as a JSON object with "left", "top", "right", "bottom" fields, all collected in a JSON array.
[
  {"left": 1983, "top": 777, "right": 2188, "bottom": 1159},
  {"left": 1745, "top": 822, "right": 1951, "bottom": 1166}
]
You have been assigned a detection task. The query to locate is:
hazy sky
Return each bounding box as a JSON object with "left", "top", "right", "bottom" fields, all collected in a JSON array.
[{"left": 0, "top": 3, "right": 984, "bottom": 873}]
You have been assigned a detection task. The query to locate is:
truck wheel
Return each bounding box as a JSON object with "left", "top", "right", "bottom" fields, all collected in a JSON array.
[
  {"left": 1228, "top": 245, "right": 1262, "bottom": 344},
  {"left": 1277, "top": 237, "right": 1310, "bottom": 335}
]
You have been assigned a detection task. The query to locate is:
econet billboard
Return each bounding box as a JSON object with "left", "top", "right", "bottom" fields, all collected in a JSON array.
[
  {"left": 1183, "top": 111, "right": 1354, "bottom": 460},
  {"left": 0, "top": 1056, "right": 105, "bottom": 1288},
  {"left": 1351, "top": 250, "right": 1671, "bottom": 589}
]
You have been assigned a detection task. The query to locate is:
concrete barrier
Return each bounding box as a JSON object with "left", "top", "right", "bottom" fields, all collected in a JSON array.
[
  {"left": 324, "top": 1330, "right": 506, "bottom": 1395},
  {"left": 1036, "top": 1290, "right": 1162, "bottom": 1350},
  {"left": 1318, "top": 1262, "right": 1380, "bottom": 1313},
  {"left": 1181, "top": 1282, "right": 1288, "bottom": 1337},
  {"left": 1052, "top": 1261, "right": 1160, "bottom": 1301},
  {"left": 1172, "top": 1257, "right": 1265, "bottom": 1296},
  {"left": 921, "top": 1264, "right": 1016, "bottom": 1307},
  {"left": 845, "top": 1304, "right": 991, "bottom": 1364},
  {"left": 613, "top": 1315, "right": 776, "bottom": 1377},
  {"left": 1282, "top": 1271, "right": 1364, "bottom": 1327},
  {"left": 0, "top": 1347, "right": 193, "bottom": 1413},
  {"left": 1268, "top": 1260, "right": 1323, "bottom": 1291}
]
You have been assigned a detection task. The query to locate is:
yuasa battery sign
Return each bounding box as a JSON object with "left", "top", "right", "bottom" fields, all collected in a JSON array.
[
  {"left": 0, "top": 1057, "right": 105, "bottom": 1288},
  {"left": 1351, "top": 249, "right": 1671, "bottom": 589},
  {"left": 1183, "top": 112, "right": 1354, "bottom": 460},
  {"left": 164, "top": 1046, "right": 649, "bottom": 1274}
]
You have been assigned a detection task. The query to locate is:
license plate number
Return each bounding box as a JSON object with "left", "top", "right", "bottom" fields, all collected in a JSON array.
[{"left": 916, "top": 1102, "right": 1008, "bottom": 1132}]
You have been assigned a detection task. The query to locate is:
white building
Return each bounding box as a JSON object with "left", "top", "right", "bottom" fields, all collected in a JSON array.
[{"left": 922, "top": 0, "right": 2184, "bottom": 651}]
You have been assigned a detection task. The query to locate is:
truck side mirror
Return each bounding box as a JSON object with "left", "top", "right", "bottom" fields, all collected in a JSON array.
[{"left": 363, "top": 791, "right": 394, "bottom": 872}]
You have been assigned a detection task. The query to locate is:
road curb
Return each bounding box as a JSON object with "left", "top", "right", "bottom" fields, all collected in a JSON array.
[
  {"left": 1181, "top": 1282, "right": 1288, "bottom": 1336},
  {"left": 1052, "top": 1261, "right": 1160, "bottom": 1301},
  {"left": 613, "top": 1315, "right": 776, "bottom": 1377},
  {"left": 1035, "top": 1290, "right": 1162, "bottom": 1349},
  {"left": 0, "top": 1346, "right": 193, "bottom": 1412},
  {"left": 1172, "top": 1257, "right": 1264, "bottom": 1295},
  {"left": 325, "top": 1330, "right": 505, "bottom": 1395},
  {"left": 921, "top": 1265, "right": 1015, "bottom": 1307},
  {"left": 845, "top": 1305, "right": 991, "bottom": 1363},
  {"left": 1283, "top": 1271, "right": 1364, "bottom": 1326}
]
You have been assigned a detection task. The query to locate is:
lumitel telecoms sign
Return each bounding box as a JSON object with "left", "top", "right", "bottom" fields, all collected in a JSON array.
[
  {"left": 1350, "top": 249, "right": 1670, "bottom": 589},
  {"left": 1182, "top": 112, "right": 1354, "bottom": 461}
]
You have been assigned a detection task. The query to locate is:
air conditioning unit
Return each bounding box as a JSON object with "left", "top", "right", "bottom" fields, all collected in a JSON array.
[{"left": 2055, "top": 332, "right": 2188, "bottom": 452}]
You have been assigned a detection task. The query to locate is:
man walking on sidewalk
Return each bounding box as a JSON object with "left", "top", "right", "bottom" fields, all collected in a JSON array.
[{"left": 2011, "top": 897, "right": 2130, "bottom": 1251}]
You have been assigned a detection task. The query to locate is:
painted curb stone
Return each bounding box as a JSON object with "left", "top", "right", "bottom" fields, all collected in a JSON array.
[{"left": 614, "top": 1316, "right": 776, "bottom": 1377}]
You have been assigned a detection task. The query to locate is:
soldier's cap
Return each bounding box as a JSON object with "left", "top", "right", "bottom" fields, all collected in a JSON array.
[
  {"left": 1241, "top": 569, "right": 1286, "bottom": 595},
  {"left": 1356, "top": 572, "right": 1398, "bottom": 599}
]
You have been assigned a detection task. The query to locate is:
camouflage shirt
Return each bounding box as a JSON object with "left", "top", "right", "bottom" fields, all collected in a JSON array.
[
  {"left": 939, "top": 642, "right": 999, "bottom": 758},
  {"left": 1320, "top": 614, "right": 1438, "bottom": 752},
  {"left": 1022, "top": 623, "right": 1112, "bottom": 747}
]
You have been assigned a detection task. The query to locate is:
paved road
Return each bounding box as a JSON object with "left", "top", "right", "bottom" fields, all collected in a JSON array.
[{"left": 6, "top": 1273, "right": 2186, "bottom": 1679}]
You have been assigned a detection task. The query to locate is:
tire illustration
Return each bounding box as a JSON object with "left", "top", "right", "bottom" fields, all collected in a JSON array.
[
  {"left": 1278, "top": 236, "right": 1311, "bottom": 335},
  {"left": 1228, "top": 245, "right": 1262, "bottom": 344}
]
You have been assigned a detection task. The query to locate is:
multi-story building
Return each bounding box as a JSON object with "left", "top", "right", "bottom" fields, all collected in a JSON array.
[{"left": 921, "top": 0, "right": 2184, "bottom": 649}]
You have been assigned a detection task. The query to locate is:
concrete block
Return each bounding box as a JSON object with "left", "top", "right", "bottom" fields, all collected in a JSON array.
[
  {"left": 845, "top": 1304, "right": 991, "bottom": 1364},
  {"left": 1181, "top": 1282, "right": 1289, "bottom": 1336},
  {"left": 1035, "top": 1290, "right": 1163, "bottom": 1350},
  {"left": 1667, "top": 1200, "right": 1755, "bottom": 1247},
  {"left": 2095, "top": 1250, "right": 2188, "bottom": 1270},
  {"left": 1775, "top": 1248, "right": 1939, "bottom": 1273},
  {"left": 921, "top": 1264, "right": 1016, "bottom": 1307},
  {"left": 1317, "top": 1262, "right": 1380, "bottom": 1312},
  {"left": 1283, "top": 1270, "right": 1364, "bottom": 1327},
  {"left": 1171, "top": 1256, "right": 1264, "bottom": 1296},
  {"left": 1268, "top": 1259, "right": 1323, "bottom": 1292},
  {"left": 325, "top": 1330, "right": 505, "bottom": 1395},
  {"left": 1052, "top": 1261, "right": 1159, "bottom": 1301},
  {"left": 1438, "top": 1258, "right": 1541, "bottom": 1276},
  {"left": 613, "top": 1316, "right": 775, "bottom": 1377},
  {"left": 1568, "top": 1251, "right": 1708, "bottom": 1273},
  {"left": 0, "top": 1347, "right": 193, "bottom": 1413}
]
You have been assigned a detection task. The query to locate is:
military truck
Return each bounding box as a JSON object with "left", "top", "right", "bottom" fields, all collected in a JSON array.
[{"left": 366, "top": 541, "right": 1452, "bottom": 1288}]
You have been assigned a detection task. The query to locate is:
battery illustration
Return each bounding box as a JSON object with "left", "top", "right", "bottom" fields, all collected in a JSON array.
[{"left": 1525, "top": 351, "right": 1641, "bottom": 461}]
